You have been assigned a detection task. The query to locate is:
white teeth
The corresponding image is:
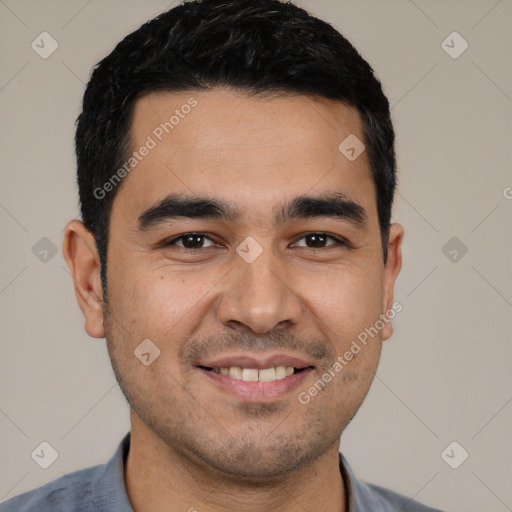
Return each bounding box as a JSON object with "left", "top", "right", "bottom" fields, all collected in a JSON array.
[
  {"left": 242, "top": 368, "right": 259, "bottom": 382},
  {"left": 229, "top": 366, "right": 242, "bottom": 379},
  {"left": 275, "top": 366, "right": 287, "bottom": 379},
  {"left": 215, "top": 366, "right": 297, "bottom": 382},
  {"left": 259, "top": 367, "right": 276, "bottom": 382}
]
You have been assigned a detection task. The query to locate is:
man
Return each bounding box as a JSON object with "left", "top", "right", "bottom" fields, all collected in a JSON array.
[{"left": 0, "top": 0, "right": 444, "bottom": 510}]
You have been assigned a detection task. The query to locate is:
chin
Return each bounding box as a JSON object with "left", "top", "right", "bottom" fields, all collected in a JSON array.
[{"left": 176, "top": 427, "right": 338, "bottom": 483}]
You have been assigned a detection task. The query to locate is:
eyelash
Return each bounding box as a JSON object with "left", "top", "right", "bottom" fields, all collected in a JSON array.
[{"left": 161, "top": 232, "right": 351, "bottom": 250}]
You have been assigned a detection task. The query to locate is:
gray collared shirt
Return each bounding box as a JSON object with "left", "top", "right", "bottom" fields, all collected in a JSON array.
[{"left": 0, "top": 433, "right": 444, "bottom": 511}]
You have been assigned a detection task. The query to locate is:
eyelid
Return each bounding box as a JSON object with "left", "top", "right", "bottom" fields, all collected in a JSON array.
[
  {"left": 160, "top": 231, "right": 351, "bottom": 250},
  {"left": 291, "top": 232, "right": 350, "bottom": 248},
  {"left": 161, "top": 233, "right": 218, "bottom": 248}
]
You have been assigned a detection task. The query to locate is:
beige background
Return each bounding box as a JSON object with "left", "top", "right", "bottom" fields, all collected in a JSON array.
[{"left": 1, "top": 1, "right": 511, "bottom": 511}]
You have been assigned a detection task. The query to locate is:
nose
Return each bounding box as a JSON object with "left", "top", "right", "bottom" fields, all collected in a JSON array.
[{"left": 216, "top": 250, "right": 303, "bottom": 334}]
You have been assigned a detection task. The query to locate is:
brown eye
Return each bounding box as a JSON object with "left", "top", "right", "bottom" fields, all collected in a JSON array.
[
  {"left": 164, "top": 233, "right": 216, "bottom": 249},
  {"left": 292, "top": 233, "right": 347, "bottom": 249}
]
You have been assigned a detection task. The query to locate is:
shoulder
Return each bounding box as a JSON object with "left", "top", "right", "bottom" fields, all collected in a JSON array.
[
  {"left": 0, "top": 434, "right": 132, "bottom": 512},
  {"left": 0, "top": 465, "right": 102, "bottom": 512},
  {"left": 339, "top": 453, "right": 445, "bottom": 512},
  {"left": 361, "top": 481, "right": 445, "bottom": 511}
]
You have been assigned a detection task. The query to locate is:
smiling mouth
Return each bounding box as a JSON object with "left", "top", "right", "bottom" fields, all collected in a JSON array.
[{"left": 198, "top": 365, "right": 311, "bottom": 383}]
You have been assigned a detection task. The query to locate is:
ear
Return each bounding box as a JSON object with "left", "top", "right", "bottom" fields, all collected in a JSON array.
[
  {"left": 381, "top": 223, "right": 404, "bottom": 341},
  {"left": 62, "top": 220, "right": 105, "bottom": 338}
]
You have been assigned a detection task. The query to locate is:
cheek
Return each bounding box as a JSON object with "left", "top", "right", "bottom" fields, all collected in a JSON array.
[
  {"left": 304, "top": 263, "right": 384, "bottom": 409},
  {"left": 108, "top": 261, "right": 225, "bottom": 343},
  {"left": 298, "top": 261, "right": 384, "bottom": 346}
]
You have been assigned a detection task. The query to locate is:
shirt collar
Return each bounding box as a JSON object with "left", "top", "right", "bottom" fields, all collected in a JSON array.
[{"left": 91, "top": 432, "right": 134, "bottom": 511}]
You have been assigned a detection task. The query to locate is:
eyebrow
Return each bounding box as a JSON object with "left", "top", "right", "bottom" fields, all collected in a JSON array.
[{"left": 137, "top": 192, "right": 368, "bottom": 230}]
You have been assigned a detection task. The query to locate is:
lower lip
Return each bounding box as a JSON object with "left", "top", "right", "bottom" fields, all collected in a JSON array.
[{"left": 197, "top": 367, "right": 314, "bottom": 402}]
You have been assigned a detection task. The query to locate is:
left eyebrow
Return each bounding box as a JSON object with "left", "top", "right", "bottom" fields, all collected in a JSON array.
[
  {"left": 137, "top": 192, "right": 368, "bottom": 231},
  {"left": 276, "top": 192, "right": 368, "bottom": 228}
]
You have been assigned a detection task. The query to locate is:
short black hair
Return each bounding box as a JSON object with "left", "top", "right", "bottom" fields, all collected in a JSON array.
[{"left": 75, "top": 0, "right": 396, "bottom": 292}]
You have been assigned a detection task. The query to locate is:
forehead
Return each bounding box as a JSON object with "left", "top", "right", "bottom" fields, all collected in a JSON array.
[{"left": 113, "top": 89, "right": 376, "bottom": 224}]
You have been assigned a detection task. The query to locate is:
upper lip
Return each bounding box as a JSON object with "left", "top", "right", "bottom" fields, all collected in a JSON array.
[{"left": 197, "top": 353, "right": 315, "bottom": 370}]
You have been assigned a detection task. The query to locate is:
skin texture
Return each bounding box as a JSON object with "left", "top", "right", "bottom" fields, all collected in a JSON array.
[{"left": 63, "top": 89, "right": 403, "bottom": 512}]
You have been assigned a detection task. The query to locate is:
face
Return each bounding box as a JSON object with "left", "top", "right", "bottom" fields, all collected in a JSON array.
[{"left": 66, "top": 88, "right": 403, "bottom": 481}]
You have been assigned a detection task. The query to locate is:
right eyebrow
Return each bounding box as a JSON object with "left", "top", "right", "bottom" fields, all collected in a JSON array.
[{"left": 137, "top": 194, "right": 240, "bottom": 231}]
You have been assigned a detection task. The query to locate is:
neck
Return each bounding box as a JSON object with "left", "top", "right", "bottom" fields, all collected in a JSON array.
[{"left": 124, "top": 416, "right": 346, "bottom": 512}]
